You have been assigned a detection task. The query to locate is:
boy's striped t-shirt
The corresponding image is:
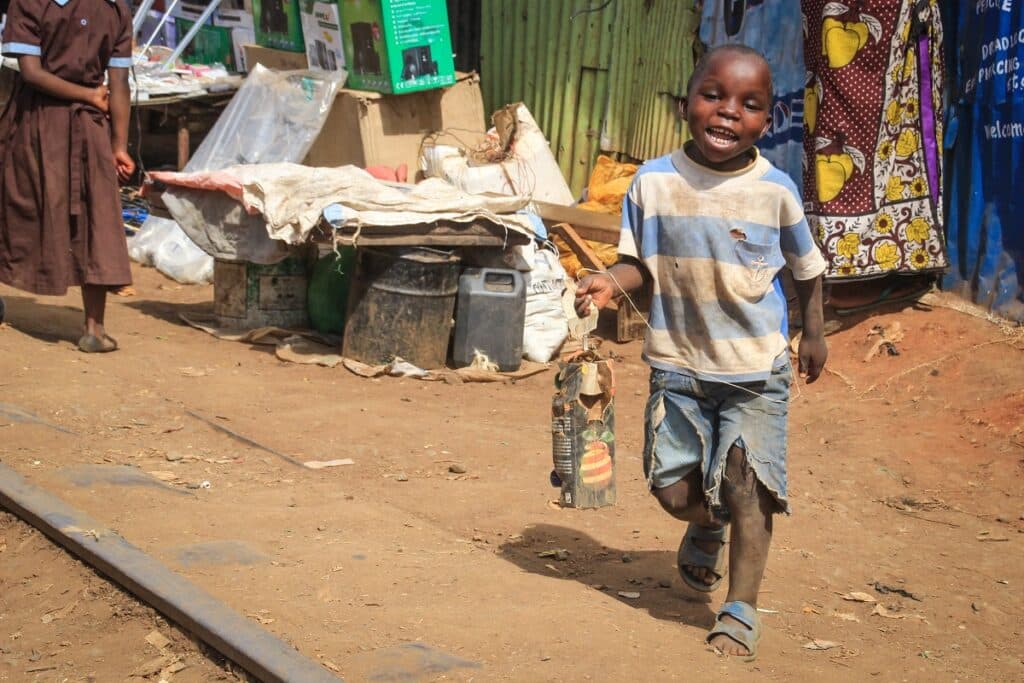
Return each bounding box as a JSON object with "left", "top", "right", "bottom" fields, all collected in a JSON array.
[{"left": 619, "top": 148, "right": 827, "bottom": 383}]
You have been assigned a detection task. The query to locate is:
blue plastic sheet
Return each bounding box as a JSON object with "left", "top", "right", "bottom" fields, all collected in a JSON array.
[{"left": 944, "top": 0, "right": 1024, "bottom": 320}]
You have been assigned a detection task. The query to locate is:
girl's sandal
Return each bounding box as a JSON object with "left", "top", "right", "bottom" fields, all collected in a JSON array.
[
  {"left": 78, "top": 333, "right": 118, "bottom": 353},
  {"left": 706, "top": 600, "right": 761, "bottom": 662},
  {"left": 677, "top": 523, "right": 728, "bottom": 592}
]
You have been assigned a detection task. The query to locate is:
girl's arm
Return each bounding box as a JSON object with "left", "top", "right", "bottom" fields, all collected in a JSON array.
[
  {"left": 17, "top": 55, "right": 108, "bottom": 111},
  {"left": 107, "top": 67, "right": 135, "bottom": 182}
]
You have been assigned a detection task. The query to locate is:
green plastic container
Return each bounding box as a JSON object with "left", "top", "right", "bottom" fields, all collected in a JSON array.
[
  {"left": 175, "top": 18, "right": 236, "bottom": 69},
  {"left": 307, "top": 247, "right": 356, "bottom": 334}
]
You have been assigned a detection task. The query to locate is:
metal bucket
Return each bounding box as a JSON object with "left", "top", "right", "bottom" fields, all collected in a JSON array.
[
  {"left": 213, "top": 246, "right": 317, "bottom": 329},
  {"left": 342, "top": 247, "right": 461, "bottom": 369}
]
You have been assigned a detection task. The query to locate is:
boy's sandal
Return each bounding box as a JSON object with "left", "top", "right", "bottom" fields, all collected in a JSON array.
[
  {"left": 677, "top": 523, "right": 728, "bottom": 593},
  {"left": 706, "top": 600, "right": 761, "bottom": 661},
  {"left": 77, "top": 333, "right": 118, "bottom": 353}
]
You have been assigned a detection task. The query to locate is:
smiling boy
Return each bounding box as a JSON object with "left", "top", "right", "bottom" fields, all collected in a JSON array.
[{"left": 575, "top": 45, "right": 828, "bottom": 659}]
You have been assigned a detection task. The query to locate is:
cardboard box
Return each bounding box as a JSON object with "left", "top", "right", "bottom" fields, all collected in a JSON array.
[
  {"left": 242, "top": 45, "right": 484, "bottom": 173},
  {"left": 214, "top": 9, "right": 256, "bottom": 72},
  {"left": 253, "top": 0, "right": 305, "bottom": 52},
  {"left": 340, "top": 0, "right": 455, "bottom": 94},
  {"left": 300, "top": 1, "right": 347, "bottom": 73}
]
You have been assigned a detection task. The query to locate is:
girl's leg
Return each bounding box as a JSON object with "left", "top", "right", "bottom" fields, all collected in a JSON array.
[
  {"left": 708, "top": 443, "right": 776, "bottom": 656},
  {"left": 82, "top": 284, "right": 107, "bottom": 338},
  {"left": 80, "top": 285, "right": 116, "bottom": 351}
]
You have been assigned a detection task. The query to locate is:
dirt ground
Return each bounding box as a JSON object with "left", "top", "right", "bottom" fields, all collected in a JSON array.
[{"left": 0, "top": 264, "right": 1022, "bottom": 682}]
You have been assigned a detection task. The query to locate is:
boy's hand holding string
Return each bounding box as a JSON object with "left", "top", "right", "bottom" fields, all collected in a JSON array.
[{"left": 576, "top": 261, "right": 828, "bottom": 383}]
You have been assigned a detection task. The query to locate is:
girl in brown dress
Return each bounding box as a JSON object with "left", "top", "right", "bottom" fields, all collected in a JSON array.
[{"left": 0, "top": 0, "right": 135, "bottom": 352}]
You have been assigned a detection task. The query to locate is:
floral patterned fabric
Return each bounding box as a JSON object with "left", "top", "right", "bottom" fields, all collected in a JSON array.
[{"left": 802, "top": 0, "right": 948, "bottom": 279}]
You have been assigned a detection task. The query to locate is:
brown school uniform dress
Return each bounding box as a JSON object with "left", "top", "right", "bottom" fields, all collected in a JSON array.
[{"left": 0, "top": 0, "right": 133, "bottom": 296}]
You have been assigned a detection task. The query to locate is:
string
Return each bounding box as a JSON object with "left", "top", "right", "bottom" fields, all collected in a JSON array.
[{"left": 579, "top": 267, "right": 791, "bottom": 405}]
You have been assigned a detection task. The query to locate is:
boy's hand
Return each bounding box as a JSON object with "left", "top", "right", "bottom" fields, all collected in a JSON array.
[
  {"left": 574, "top": 272, "right": 617, "bottom": 317},
  {"left": 89, "top": 85, "right": 110, "bottom": 113},
  {"left": 797, "top": 331, "right": 828, "bottom": 383},
  {"left": 114, "top": 149, "right": 135, "bottom": 183}
]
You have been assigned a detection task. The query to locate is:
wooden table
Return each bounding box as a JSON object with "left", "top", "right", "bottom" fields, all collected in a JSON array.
[{"left": 131, "top": 79, "right": 240, "bottom": 170}]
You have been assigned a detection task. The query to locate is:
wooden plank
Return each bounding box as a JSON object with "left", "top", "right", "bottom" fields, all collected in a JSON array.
[
  {"left": 326, "top": 220, "right": 531, "bottom": 248},
  {"left": 616, "top": 298, "right": 649, "bottom": 342},
  {"left": 549, "top": 223, "right": 605, "bottom": 273},
  {"left": 0, "top": 462, "right": 342, "bottom": 683},
  {"left": 334, "top": 235, "right": 511, "bottom": 247},
  {"left": 531, "top": 200, "right": 621, "bottom": 244}
]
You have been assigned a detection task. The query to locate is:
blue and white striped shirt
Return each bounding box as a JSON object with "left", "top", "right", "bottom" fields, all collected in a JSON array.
[{"left": 619, "top": 148, "right": 826, "bottom": 383}]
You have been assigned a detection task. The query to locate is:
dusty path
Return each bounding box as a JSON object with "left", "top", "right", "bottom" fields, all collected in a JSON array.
[{"left": 1, "top": 265, "right": 1022, "bottom": 682}]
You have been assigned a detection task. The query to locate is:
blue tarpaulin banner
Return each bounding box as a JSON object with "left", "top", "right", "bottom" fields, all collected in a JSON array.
[{"left": 945, "top": 0, "right": 1024, "bottom": 320}]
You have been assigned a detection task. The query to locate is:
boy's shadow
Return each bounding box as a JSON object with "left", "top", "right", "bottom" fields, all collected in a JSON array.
[{"left": 498, "top": 523, "right": 717, "bottom": 630}]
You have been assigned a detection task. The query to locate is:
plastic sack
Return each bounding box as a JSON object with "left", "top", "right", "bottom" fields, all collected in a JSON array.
[
  {"left": 521, "top": 241, "right": 570, "bottom": 362},
  {"left": 185, "top": 64, "right": 345, "bottom": 172},
  {"left": 128, "top": 216, "right": 214, "bottom": 285},
  {"left": 576, "top": 155, "right": 639, "bottom": 215},
  {"left": 420, "top": 104, "right": 575, "bottom": 206}
]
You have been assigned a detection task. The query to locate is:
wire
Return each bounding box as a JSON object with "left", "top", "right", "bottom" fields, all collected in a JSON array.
[
  {"left": 583, "top": 267, "right": 790, "bottom": 405},
  {"left": 570, "top": 0, "right": 615, "bottom": 23}
]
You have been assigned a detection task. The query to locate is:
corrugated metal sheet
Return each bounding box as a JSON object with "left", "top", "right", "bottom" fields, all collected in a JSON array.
[{"left": 480, "top": 0, "right": 699, "bottom": 196}]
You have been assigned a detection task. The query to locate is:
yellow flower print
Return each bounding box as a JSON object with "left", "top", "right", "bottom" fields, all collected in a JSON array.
[
  {"left": 900, "top": 19, "right": 911, "bottom": 43},
  {"left": 903, "top": 49, "right": 916, "bottom": 79},
  {"left": 903, "top": 98, "right": 919, "bottom": 120},
  {"left": 886, "top": 101, "right": 903, "bottom": 126},
  {"left": 837, "top": 263, "right": 856, "bottom": 276},
  {"left": 906, "top": 217, "right": 931, "bottom": 243},
  {"left": 817, "top": 225, "right": 827, "bottom": 244},
  {"left": 878, "top": 140, "right": 893, "bottom": 159},
  {"left": 874, "top": 212, "right": 894, "bottom": 234},
  {"left": 910, "top": 248, "right": 930, "bottom": 269},
  {"left": 875, "top": 242, "right": 900, "bottom": 270},
  {"left": 837, "top": 233, "right": 860, "bottom": 259},
  {"left": 896, "top": 129, "right": 920, "bottom": 157},
  {"left": 885, "top": 175, "right": 905, "bottom": 201},
  {"left": 909, "top": 177, "right": 928, "bottom": 197},
  {"left": 890, "top": 59, "right": 906, "bottom": 84}
]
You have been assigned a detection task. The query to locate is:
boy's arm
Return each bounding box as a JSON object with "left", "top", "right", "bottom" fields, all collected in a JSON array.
[
  {"left": 793, "top": 274, "right": 827, "bottom": 383},
  {"left": 17, "top": 56, "right": 108, "bottom": 111},
  {"left": 107, "top": 67, "right": 135, "bottom": 182}
]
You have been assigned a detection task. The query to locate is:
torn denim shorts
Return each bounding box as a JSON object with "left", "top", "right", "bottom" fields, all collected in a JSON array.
[{"left": 642, "top": 361, "right": 792, "bottom": 521}]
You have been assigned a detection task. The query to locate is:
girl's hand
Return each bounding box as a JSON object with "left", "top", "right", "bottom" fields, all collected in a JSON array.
[
  {"left": 114, "top": 149, "right": 135, "bottom": 183},
  {"left": 89, "top": 85, "right": 110, "bottom": 113}
]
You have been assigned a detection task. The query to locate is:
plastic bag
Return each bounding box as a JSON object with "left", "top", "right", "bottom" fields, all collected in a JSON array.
[
  {"left": 128, "top": 216, "right": 214, "bottom": 285},
  {"left": 521, "top": 241, "right": 570, "bottom": 362},
  {"left": 185, "top": 64, "right": 344, "bottom": 172}
]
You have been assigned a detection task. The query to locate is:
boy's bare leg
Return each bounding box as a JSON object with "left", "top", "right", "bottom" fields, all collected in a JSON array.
[
  {"left": 708, "top": 444, "right": 775, "bottom": 656},
  {"left": 653, "top": 470, "right": 725, "bottom": 586},
  {"left": 82, "top": 285, "right": 108, "bottom": 339}
]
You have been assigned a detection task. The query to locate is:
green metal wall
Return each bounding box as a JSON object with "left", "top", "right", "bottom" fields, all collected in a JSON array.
[{"left": 480, "top": 0, "right": 700, "bottom": 197}]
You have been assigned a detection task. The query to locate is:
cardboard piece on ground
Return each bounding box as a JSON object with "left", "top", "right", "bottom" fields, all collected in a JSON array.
[{"left": 242, "top": 46, "right": 485, "bottom": 176}]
